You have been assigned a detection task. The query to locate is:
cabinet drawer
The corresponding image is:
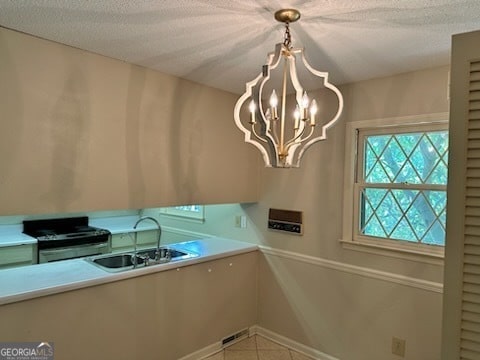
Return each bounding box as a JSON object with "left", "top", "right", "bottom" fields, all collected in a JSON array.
[{"left": 0, "top": 244, "right": 35, "bottom": 268}]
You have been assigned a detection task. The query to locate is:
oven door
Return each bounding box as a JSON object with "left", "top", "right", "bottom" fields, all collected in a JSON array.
[{"left": 38, "top": 242, "right": 110, "bottom": 263}]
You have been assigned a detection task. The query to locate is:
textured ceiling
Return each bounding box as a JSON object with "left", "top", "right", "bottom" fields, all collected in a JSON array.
[{"left": 1, "top": 0, "right": 480, "bottom": 94}]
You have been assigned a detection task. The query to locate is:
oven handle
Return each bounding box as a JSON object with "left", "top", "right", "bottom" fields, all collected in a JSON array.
[{"left": 39, "top": 243, "right": 109, "bottom": 255}]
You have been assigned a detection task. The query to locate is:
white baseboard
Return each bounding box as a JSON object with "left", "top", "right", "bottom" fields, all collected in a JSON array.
[
  {"left": 180, "top": 325, "right": 339, "bottom": 360},
  {"left": 250, "top": 325, "right": 339, "bottom": 360},
  {"left": 177, "top": 341, "right": 222, "bottom": 360}
]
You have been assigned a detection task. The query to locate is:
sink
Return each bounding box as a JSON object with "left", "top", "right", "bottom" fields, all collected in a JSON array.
[
  {"left": 92, "top": 254, "right": 145, "bottom": 269},
  {"left": 137, "top": 248, "right": 189, "bottom": 260},
  {"left": 86, "top": 247, "right": 197, "bottom": 272}
]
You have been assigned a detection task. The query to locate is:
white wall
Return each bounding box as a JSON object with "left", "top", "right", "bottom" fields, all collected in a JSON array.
[
  {"left": 172, "top": 66, "right": 449, "bottom": 359},
  {"left": 0, "top": 24, "right": 450, "bottom": 360},
  {"left": 254, "top": 66, "right": 447, "bottom": 359},
  {"left": 0, "top": 27, "right": 259, "bottom": 215}
]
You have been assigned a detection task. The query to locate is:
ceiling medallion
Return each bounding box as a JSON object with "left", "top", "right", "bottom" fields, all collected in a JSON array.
[{"left": 234, "top": 9, "right": 344, "bottom": 168}]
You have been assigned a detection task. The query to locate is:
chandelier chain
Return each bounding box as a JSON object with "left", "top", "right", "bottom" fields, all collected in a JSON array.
[{"left": 283, "top": 22, "right": 292, "bottom": 49}]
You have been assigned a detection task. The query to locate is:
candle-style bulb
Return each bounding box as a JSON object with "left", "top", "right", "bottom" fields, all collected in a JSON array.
[
  {"left": 294, "top": 105, "right": 300, "bottom": 120},
  {"left": 302, "top": 91, "right": 309, "bottom": 109},
  {"left": 270, "top": 90, "right": 278, "bottom": 119},
  {"left": 301, "top": 91, "right": 309, "bottom": 119},
  {"left": 270, "top": 90, "right": 278, "bottom": 108},
  {"left": 249, "top": 100, "right": 256, "bottom": 124},
  {"left": 310, "top": 99, "right": 318, "bottom": 115},
  {"left": 294, "top": 105, "right": 300, "bottom": 130},
  {"left": 249, "top": 100, "right": 256, "bottom": 113}
]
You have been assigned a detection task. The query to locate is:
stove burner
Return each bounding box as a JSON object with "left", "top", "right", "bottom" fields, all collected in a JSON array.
[{"left": 23, "top": 216, "right": 111, "bottom": 250}]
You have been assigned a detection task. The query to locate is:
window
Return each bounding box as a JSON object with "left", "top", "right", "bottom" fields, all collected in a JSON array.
[
  {"left": 342, "top": 114, "right": 449, "bottom": 259},
  {"left": 159, "top": 205, "right": 205, "bottom": 222}
]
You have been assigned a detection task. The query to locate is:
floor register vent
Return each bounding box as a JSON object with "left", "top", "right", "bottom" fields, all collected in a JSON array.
[{"left": 221, "top": 328, "right": 249, "bottom": 347}]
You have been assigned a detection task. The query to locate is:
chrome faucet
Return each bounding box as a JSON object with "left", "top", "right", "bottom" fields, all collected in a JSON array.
[
  {"left": 130, "top": 231, "right": 140, "bottom": 268},
  {"left": 133, "top": 216, "right": 163, "bottom": 263}
]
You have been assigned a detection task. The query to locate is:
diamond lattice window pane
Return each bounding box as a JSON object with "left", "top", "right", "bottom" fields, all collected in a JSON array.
[
  {"left": 360, "top": 188, "right": 447, "bottom": 245},
  {"left": 390, "top": 218, "right": 418, "bottom": 242},
  {"left": 362, "top": 215, "right": 387, "bottom": 238},
  {"left": 395, "top": 161, "right": 422, "bottom": 184},
  {"left": 365, "top": 136, "right": 394, "bottom": 183},
  {"left": 377, "top": 191, "right": 404, "bottom": 235},
  {"left": 394, "top": 133, "right": 421, "bottom": 157},
  {"left": 363, "top": 188, "right": 388, "bottom": 209},
  {"left": 427, "top": 132, "right": 448, "bottom": 155},
  {"left": 361, "top": 189, "right": 402, "bottom": 238},
  {"left": 383, "top": 138, "right": 408, "bottom": 181},
  {"left": 425, "top": 159, "right": 448, "bottom": 184},
  {"left": 406, "top": 193, "right": 436, "bottom": 240},
  {"left": 359, "top": 128, "right": 448, "bottom": 247},
  {"left": 422, "top": 221, "right": 445, "bottom": 246},
  {"left": 391, "top": 189, "right": 419, "bottom": 212},
  {"left": 425, "top": 191, "right": 447, "bottom": 216},
  {"left": 364, "top": 130, "right": 448, "bottom": 185},
  {"left": 366, "top": 162, "right": 391, "bottom": 183},
  {"left": 366, "top": 135, "right": 390, "bottom": 157}
]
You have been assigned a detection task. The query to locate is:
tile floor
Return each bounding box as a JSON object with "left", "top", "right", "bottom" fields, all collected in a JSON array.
[{"left": 203, "top": 335, "right": 314, "bottom": 360}]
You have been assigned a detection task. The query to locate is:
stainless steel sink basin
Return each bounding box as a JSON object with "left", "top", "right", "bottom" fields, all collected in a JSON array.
[
  {"left": 86, "top": 247, "right": 197, "bottom": 272},
  {"left": 92, "top": 254, "right": 145, "bottom": 269},
  {"left": 137, "top": 248, "right": 189, "bottom": 260}
]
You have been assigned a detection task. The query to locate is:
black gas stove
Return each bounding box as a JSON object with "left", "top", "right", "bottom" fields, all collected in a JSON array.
[{"left": 23, "top": 216, "right": 111, "bottom": 263}]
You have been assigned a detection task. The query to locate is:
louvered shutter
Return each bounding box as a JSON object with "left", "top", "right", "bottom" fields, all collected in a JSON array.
[
  {"left": 460, "top": 60, "right": 480, "bottom": 359},
  {"left": 443, "top": 29, "right": 480, "bottom": 360}
]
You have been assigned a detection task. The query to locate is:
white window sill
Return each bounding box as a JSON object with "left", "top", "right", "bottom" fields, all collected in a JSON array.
[{"left": 339, "top": 238, "right": 444, "bottom": 266}]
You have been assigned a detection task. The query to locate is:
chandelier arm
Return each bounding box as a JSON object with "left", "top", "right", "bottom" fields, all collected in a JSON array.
[
  {"left": 251, "top": 124, "right": 269, "bottom": 143},
  {"left": 284, "top": 124, "right": 315, "bottom": 151},
  {"left": 288, "top": 48, "right": 309, "bottom": 143},
  {"left": 297, "top": 124, "right": 316, "bottom": 143},
  {"left": 270, "top": 121, "right": 280, "bottom": 144},
  {"left": 281, "top": 47, "right": 307, "bottom": 166},
  {"left": 284, "top": 125, "right": 308, "bottom": 148}
]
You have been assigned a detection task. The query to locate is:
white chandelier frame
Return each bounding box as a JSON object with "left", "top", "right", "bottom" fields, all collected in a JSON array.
[{"left": 233, "top": 9, "right": 344, "bottom": 168}]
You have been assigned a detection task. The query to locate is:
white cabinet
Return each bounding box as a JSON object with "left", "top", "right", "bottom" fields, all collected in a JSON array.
[
  {"left": 0, "top": 251, "right": 258, "bottom": 360},
  {"left": 0, "top": 244, "right": 35, "bottom": 269}
]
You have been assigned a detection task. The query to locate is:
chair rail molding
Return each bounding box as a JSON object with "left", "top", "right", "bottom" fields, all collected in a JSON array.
[{"left": 259, "top": 246, "right": 443, "bottom": 293}]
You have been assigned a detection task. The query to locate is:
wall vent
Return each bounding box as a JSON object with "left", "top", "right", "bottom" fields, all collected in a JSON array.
[
  {"left": 221, "top": 328, "right": 249, "bottom": 347},
  {"left": 268, "top": 208, "right": 303, "bottom": 235}
]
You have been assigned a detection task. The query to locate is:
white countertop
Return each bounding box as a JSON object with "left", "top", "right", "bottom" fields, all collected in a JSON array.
[
  {"left": 0, "top": 237, "right": 257, "bottom": 305},
  {"left": 0, "top": 224, "right": 37, "bottom": 247},
  {"left": 0, "top": 215, "right": 168, "bottom": 247}
]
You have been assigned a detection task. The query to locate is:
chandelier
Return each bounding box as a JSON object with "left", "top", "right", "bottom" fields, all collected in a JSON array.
[{"left": 234, "top": 9, "right": 344, "bottom": 168}]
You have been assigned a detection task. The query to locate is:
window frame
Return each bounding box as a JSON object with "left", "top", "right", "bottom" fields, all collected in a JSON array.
[
  {"left": 341, "top": 113, "right": 449, "bottom": 262},
  {"left": 159, "top": 205, "right": 205, "bottom": 223}
]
